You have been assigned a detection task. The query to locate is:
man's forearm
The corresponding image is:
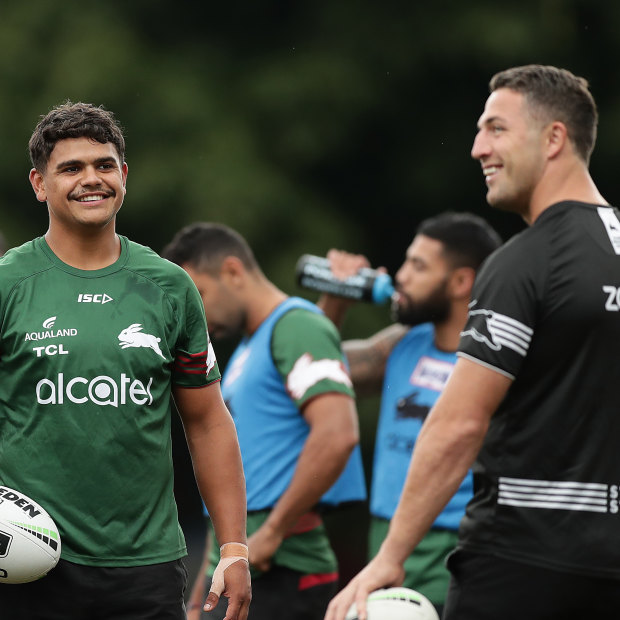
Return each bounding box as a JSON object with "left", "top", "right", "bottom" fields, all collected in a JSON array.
[
  {"left": 264, "top": 393, "right": 359, "bottom": 535},
  {"left": 191, "top": 418, "right": 247, "bottom": 546},
  {"left": 343, "top": 324, "right": 408, "bottom": 396},
  {"left": 380, "top": 409, "right": 488, "bottom": 563}
]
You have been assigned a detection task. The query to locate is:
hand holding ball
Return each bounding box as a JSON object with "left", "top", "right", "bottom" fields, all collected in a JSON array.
[{"left": 345, "top": 587, "right": 439, "bottom": 620}]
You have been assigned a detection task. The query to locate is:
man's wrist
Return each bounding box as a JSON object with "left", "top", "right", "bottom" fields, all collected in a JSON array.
[
  {"left": 378, "top": 535, "right": 412, "bottom": 566},
  {"left": 220, "top": 542, "right": 249, "bottom": 559}
]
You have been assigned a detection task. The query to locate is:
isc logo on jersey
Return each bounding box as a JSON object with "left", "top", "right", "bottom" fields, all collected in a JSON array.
[{"left": 77, "top": 293, "right": 113, "bottom": 304}]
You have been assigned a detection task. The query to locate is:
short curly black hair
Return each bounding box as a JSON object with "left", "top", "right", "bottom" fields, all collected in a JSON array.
[{"left": 28, "top": 101, "right": 125, "bottom": 172}]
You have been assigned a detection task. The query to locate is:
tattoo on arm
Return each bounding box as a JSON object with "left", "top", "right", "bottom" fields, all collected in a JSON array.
[{"left": 343, "top": 324, "right": 408, "bottom": 396}]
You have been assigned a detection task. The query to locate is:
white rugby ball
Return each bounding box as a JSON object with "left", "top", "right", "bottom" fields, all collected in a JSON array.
[
  {"left": 345, "top": 587, "right": 439, "bottom": 620},
  {"left": 0, "top": 486, "right": 61, "bottom": 584}
]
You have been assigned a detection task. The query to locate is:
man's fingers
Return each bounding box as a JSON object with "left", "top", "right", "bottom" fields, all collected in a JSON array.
[
  {"left": 204, "top": 590, "right": 220, "bottom": 613},
  {"left": 352, "top": 589, "right": 369, "bottom": 620},
  {"left": 223, "top": 598, "right": 241, "bottom": 620},
  {"left": 325, "top": 581, "right": 364, "bottom": 620}
]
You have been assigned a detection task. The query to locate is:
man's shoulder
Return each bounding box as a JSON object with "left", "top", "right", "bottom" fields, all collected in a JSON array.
[
  {"left": 123, "top": 237, "right": 195, "bottom": 289},
  {"left": 485, "top": 201, "right": 611, "bottom": 275},
  {"left": 478, "top": 222, "right": 547, "bottom": 281},
  {"left": 0, "top": 238, "right": 50, "bottom": 287},
  {"left": 270, "top": 300, "right": 344, "bottom": 360},
  {"left": 274, "top": 302, "right": 334, "bottom": 337}
]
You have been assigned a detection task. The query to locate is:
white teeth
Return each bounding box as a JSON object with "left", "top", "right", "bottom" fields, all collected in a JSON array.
[
  {"left": 77, "top": 195, "right": 105, "bottom": 202},
  {"left": 483, "top": 166, "right": 498, "bottom": 176}
]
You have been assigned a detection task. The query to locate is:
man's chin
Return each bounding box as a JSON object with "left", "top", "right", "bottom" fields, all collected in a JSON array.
[
  {"left": 393, "top": 307, "right": 417, "bottom": 326},
  {"left": 487, "top": 190, "right": 527, "bottom": 215}
]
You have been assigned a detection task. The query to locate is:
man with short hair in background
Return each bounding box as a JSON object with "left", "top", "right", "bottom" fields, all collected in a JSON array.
[
  {"left": 319, "top": 211, "right": 501, "bottom": 617},
  {"left": 163, "top": 222, "right": 366, "bottom": 620}
]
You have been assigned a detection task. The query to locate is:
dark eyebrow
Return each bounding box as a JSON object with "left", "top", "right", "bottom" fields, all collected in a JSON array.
[
  {"left": 407, "top": 254, "right": 425, "bottom": 267},
  {"left": 477, "top": 115, "right": 506, "bottom": 130},
  {"left": 55, "top": 156, "right": 118, "bottom": 171}
]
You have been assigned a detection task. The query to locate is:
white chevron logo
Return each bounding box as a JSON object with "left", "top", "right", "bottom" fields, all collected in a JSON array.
[{"left": 461, "top": 303, "right": 533, "bottom": 357}]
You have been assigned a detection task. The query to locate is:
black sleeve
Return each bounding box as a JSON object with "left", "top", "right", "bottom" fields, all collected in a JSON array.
[{"left": 458, "top": 231, "right": 547, "bottom": 379}]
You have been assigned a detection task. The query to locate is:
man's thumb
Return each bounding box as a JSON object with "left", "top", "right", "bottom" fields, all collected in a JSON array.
[{"left": 204, "top": 590, "right": 220, "bottom": 613}]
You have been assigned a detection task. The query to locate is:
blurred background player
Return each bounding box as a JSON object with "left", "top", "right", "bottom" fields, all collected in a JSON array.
[
  {"left": 319, "top": 212, "right": 501, "bottom": 616},
  {"left": 163, "top": 222, "right": 366, "bottom": 620}
]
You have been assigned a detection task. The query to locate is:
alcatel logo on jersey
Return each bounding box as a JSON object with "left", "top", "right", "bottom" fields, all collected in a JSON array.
[
  {"left": 77, "top": 293, "right": 113, "bottom": 304},
  {"left": 36, "top": 373, "right": 154, "bottom": 408},
  {"left": 602, "top": 285, "right": 620, "bottom": 311}
]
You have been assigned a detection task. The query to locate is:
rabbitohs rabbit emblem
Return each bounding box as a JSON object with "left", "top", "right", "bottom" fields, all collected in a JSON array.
[{"left": 118, "top": 323, "right": 166, "bottom": 359}]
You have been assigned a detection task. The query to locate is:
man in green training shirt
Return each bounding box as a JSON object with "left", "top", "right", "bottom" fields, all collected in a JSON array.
[{"left": 0, "top": 102, "right": 250, "bottom": 619}]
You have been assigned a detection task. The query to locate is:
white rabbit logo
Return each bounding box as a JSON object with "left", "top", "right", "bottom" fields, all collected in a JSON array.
[
  {"left": 118, "top": 323, "right": 166, "bottom": 359},
  {"left": 286, "top": 353, "right": 352, "bottom": 400}
]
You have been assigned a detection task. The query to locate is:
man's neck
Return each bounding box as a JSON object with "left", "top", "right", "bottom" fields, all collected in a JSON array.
[
  {"left": 527, "top": 161, "right": 608, "bottom": 225},
  {"left": 45, "top": 225, "right": 121, "bottom": 270},
  {"left": 433, "top": 309, "right": 468, "bottom": 353},
  {"left": 244, "top": 279, "right": 288, "bottom": 336}
]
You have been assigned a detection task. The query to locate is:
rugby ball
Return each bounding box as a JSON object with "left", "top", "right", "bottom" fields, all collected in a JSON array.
[
  {"left": 345, "top": 587, "right": 439, "bottom": 620},
  {"left": 0, "top": 486, "right": 61, "bottom": 584}
]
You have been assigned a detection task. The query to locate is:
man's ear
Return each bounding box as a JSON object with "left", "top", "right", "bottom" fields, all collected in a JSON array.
[
  {"left": 121, "top": 162, "right": 128, "bottom": 194},
  {"left": 219, "top": 256, "right": 246, "bottom": 287},
  {"left": 545, "top": 121, "right": 568, "bottom": 160},
  {"left": 449, "top": 266, "right": 476, "bottom": 300},
  {"left": 29, "top": 168, "right": 47, "bottom": 203}
]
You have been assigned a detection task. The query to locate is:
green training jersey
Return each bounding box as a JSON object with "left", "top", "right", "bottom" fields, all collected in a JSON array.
[
  {"left": 0, "top": 235, "right": 220, "bottom": 566},
  {"left": 208, "top": 303, "right": 358, "bottom": 577}
]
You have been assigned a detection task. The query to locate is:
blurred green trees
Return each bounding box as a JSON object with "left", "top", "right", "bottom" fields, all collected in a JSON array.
[{"left": 4, "top": 0, "right": 619, "bottom": 293}]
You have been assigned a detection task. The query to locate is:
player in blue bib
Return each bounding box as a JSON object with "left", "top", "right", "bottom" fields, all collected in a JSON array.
[{"left": 319, "top": 212, "right": 501, "bottom": 616}]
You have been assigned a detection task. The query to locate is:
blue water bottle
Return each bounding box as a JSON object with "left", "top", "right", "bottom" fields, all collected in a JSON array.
[{"left": 295, "top": 254, "right": 394, "bottom": 304}]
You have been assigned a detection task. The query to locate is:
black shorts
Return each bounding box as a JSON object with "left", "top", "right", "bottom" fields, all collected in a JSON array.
[
  {"left": 0, "top": 558, "right": 188, "bottom": 620},
  {"left": 444, "top": 550, "right": 620, "bottom": 620},
  {"left": 202, "top": 565, "right": 338, "bottom": 620}
]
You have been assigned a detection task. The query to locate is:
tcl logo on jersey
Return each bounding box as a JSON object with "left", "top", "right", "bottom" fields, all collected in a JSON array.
[
  {"left": 603, "top": 286, "right": 620, "bottom": 311},
  {"left": 77, "top": 293, "right": 113, "bottom": 304},
  {"left": 33, "top": 344, "right": 69, "bottom": 358},
  {"left": 36, "top": 373, "right": 154, "bottom": 408}
]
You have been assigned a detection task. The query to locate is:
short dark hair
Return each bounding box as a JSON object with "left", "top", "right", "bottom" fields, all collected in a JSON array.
[
  {"left": 29, "top": 101, "right": 126, "bottom": 172},
  {"left": 416, "top": 211, "right": 502, "bottom": 270},
  {"left": 490, "top": 64, "right": 598, "bottom": 164},
  {"left": 162, "top": 222, "right": 258, "bottom": 275}
]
